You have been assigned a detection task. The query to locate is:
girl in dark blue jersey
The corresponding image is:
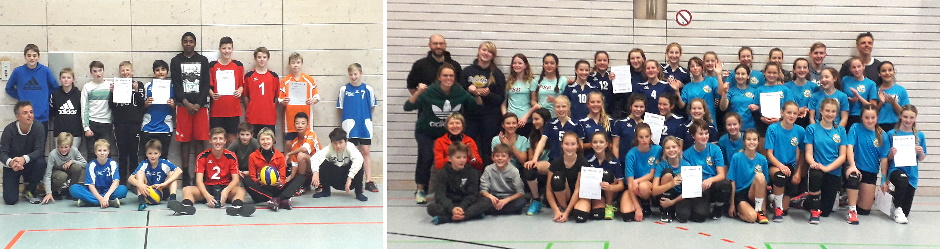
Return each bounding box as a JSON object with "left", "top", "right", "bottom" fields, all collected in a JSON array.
[
  {"left": 563, "top": 60, "right": 597, "bottom": 121},
  {"left": 584, "top": 132, "right": 629, "bottom": 221},
  {"left": 682, "top": 98, "right": 719, "bottom": 150},
  {"left": 657, "top": 93, "right": 687, "bottom": 146},
  {"left": 612, "top": 94, "right": 647, "bottom": 160},
  {"left": 580, "top": 91, "right": 613, "bottom": 153},
  {"left": 638, "top": 60, "right": 679, "bottom": 115},
  {"left": 662, "top": 43, "right": 691, "bottom": 85}
]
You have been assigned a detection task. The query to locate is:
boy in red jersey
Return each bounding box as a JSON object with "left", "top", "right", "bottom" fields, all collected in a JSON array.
[
  {"left": 242, "top": 47, "right": 279, "bottom": 136},
  {"left": 168, "top": 127, "right": 254, "bottom": 217},
  {"left": 208, "top": 37, "right": 245, "bottom": 146}
]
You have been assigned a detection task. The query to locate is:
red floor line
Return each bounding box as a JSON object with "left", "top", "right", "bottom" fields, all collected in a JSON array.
[
  {"left": 745, "top": 246, "right": 758, "bottom": 249},
  {"left": 721, "top": 239, "right": 735, "bottom": 243},
  {"left": 654, "top": 222, "right": 665, "bottom": 225},
  {"left": 0, "top": 205, "right": 382, "bottom": 216},
  {"left": 3, "top": 230, "right": 24, "bottom": 249},
  {"left": 676, "top": 227, "right": 688, "bottom": 230},
  {"left": 699, "top": 232, "right": 711, "bottom": 236},
  {"left": 27, "top": 221, "right": 383, "bottom": 232}
]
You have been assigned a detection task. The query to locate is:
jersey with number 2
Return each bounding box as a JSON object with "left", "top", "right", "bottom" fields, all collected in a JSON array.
[{"left": 196, "top": 149, "right": 239, "bottom": 186}]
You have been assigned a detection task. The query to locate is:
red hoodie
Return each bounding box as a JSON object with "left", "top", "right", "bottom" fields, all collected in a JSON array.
[{"left": 433, "top": 133, "right": 484, "bottom": 171}]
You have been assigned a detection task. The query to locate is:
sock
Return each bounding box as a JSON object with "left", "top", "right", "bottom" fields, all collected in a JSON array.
[
  {"left": 532, "top": 197, "right": 541, "bottom": 202},
  {"left": 181, "top": 199, "right": 194, "bottom": 206},
  {"left": 169, "top": 194, "right": 177, "bottom": 201},
  {"left": 138, "top": 195, "right": 146, "bottom": 205},
  {"left": 773, "top": 194, "right": 783, "bottom": 209},
  {"left": 849, "top": 205, "right": 857, "bottom": 212},
  {"left": 233, "top": 199, "right": 244, "bottom": 207},
  {"left": 754, "top": 198, "right": 764, "bottom": 212}
]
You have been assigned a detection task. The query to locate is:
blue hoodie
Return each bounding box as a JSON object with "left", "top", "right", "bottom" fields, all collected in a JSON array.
[{"left": 5, "top": 63, "right": 58, "bottom": 122}]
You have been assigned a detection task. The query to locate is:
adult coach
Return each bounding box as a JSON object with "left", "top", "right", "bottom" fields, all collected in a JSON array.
[
  {"left": 171, "top": 32, "right": 211, "bottom": 187},
  {"left": 840, "top": 32, "right": 882, "bottom": 86},
  {"left": 406, "top": 34, "right": 462, "bottom": 95},
  {"left": 1, "top": 101, "right": 47, "bottom": 205}
]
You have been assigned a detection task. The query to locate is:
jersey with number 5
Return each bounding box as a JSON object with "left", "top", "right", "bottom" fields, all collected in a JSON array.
[
  {"left": 244, "top": 70, "right": 280, "bottom": 125},
  {"left": 195, "top": 149, "right": 240, "bottom": 186}
]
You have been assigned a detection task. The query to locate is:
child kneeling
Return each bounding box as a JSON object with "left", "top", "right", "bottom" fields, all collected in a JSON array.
[
  {"left": 480, "top": 144, "right": 526, "bottom": 215},
  {"left": 69, "top": 139, "right": 127, "bottom": 208},
  {"left": 311, "top": 128, "right": 368, "bottom": 201},
  {"left": 129, "top": 139, "right": 182, "bottom": 211},
  {"left": 428, "top": 143, "right": 492, "bottom": 224}
]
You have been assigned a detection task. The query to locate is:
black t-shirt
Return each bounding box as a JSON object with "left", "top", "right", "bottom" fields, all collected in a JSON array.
[{"left": 549, "top": 155, "right": 588, "bottom": 191}]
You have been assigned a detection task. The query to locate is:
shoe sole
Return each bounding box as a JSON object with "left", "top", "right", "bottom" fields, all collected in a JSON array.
[{"left": 239, "top": 205, "right": 256, "bottom": 217}]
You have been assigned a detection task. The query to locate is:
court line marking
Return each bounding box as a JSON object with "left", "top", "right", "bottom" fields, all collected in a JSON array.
[
  {"left": 765, "top": 242, "right": 940, "bottom": 248},
  {"left": 0, "top": 205, "right": 382, "bottom": 216},
  {"left": 389, "top": 233, "right": 611, "bottom": 249},
  {"left": 5, "top": 221, "right": 381, "bottom": 249}
]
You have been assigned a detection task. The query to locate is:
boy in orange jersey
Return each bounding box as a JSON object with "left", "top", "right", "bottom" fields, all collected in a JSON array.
[
  {"left": 278, "top": 52, "right": 320, "bottom": 152},
  {"left": 284, "top": 112, "right": 322, "bottom": 195}
]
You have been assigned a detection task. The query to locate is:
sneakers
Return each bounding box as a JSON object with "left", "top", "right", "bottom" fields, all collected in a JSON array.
[
  {"left": 138, "top": 202, "right": 148, "bottom": 211},
  {"left": 313, "top": 188, "right": 332, "bottom": 198},
  {"left": 25, "top": 191, "right": 40, "bottom": 204},
  {"left": 168, "top": 200, "right": 196, "bottom": 215},
  {"left": 109, "top": 199, "right": 121, "bottom": 208},
  {"left": 604, "top": 204, "right": 616, "bottom": 220},
  {"left": 356, "top": 193, "right": 369, "bottom": 202},
  {"left": 431, "top": 216, "right": 451, "bottom": 225},
  {"left": 809, "top": 210, "right": 821, "bottom": 224},
  {"left": 757, "top": 212, "right": 769, "bottom": 224},
  {"left": 894, "top": 207, "right": 908, "bottom": 224},
  {"left": 711, "top": 205, "right": 723, "bottom": 220},
  {"left": 365, "top": 181, "right": 379, "bottom": 192},
  {"left": 773, "top": 207, "right": 784, "bottom": 222},
  {"left": 847, "top": 210, "right": 859, "bottom": 225},
  {"left": 415, "top": 190, "right": 427, "bottom": 204},
  {"left": 293, "top": 188, "right": 306, "bottom": 197},
  {"left": 267, "top": 199, "right": 280, "bottom": 212},
  {"left": 660, "top": 207, "right": 672, "bottom": 223},
  {"left": 280, "top": 198, "right": 292, "bottom": 210},
  {"left": 225, "top": 200, "right": 256, "bottom": 217},
  {"left": 527, "top": 200, "right": 543, "bottom": 215},
  {"left": 76, "top": 199, "right": 93, "bottom": 207}
]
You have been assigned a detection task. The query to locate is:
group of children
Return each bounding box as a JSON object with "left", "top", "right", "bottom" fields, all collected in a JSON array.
[
  {"left": 424, "top": 34, "right": 925, "bottom": 226},
  {"left": 4, "top": 32, "right": 377, "bottom": 214}
]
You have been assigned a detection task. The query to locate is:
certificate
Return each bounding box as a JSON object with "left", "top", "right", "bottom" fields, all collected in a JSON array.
[
  {"left": 579, "top": 167, "right": 603, "bottom": 200},
  {"left": 875, "top": 189, "right": 894, "bottom": 216},
  {"left": 288, "top": 81, "right": 307, "bottom": 105},
  {"left": 644, "top": 112, "right": 665, "bottom": 144},
  {"left": 610, "top": 66, "right": 633, "bottom": 94},
  {"left": 893, "top": 135, "right": 917, "bottom": 167},
  {"left": 151, "top": 79, "right": 172, "bottom": 105},
  {"left": 759, "top": 91, "right": 782, "bottom": 118},
  {"left": 113, "top": 78, "right": 133, "bottom": 104},
  {"left": 681, "top": 165, "right": 703, "bottom": 198},
  {"left": 216, "top": 70, "right": 236, "bottom": 95}
]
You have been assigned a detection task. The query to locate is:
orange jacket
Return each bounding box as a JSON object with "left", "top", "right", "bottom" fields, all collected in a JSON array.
[
  {"left": 247, "top": 148, "right": 288, "bottom": 184},
  {"left": 433, "top": 134, "right": 484, "bottom": 171}
]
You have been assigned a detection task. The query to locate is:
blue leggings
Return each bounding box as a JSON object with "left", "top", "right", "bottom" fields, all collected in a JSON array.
[{"left": 69, "top": 184, "right": 128, "bottom": 205}]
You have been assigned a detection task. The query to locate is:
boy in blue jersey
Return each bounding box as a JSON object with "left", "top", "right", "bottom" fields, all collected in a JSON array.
[
  {"left": 5, "top": 44, "right": 58, "bottom": 128},
  {"left": 140, "top": 60, "right": 175, "bottom": 159},
  {"left": 129, "top": 140, "right": 182, "bottom": 211},
  {"left": 337, "top": 63, "right": 379, "bottom": 192},
  {"left": 682, "top": 120, "right": 732, "bottom": 221},
  {"left": 69, "top": 139, "right": 128, "bottom": 208}
]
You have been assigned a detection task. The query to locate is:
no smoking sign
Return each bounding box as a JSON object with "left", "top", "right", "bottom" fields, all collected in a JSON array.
[{"left": 676, "top": 9, "right": 692, "bottom": 26}]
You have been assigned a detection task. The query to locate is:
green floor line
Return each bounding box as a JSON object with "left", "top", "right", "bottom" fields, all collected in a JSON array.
[
  {"left": 765, "top": 242, "right": 940, "bottom": 248},
  {"left": 545, "top": 242, "right": 552, "bottom": 249}
]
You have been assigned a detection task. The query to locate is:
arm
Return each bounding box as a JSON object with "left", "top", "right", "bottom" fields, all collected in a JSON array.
[
  {"left": 838, "top": 111, "right": 849, "bottom": 127},
  {"left": 821, "top": 145, "right": 848, "bottom": 173},
  {"left": 611, "top": 136, "right": 621, "bottom": 159},
  {"left": 525, "top": 135, "right": 548, "bottom": 168},
  {"left": 0, "top": 126, "right": 12, "bottom": 167},
  {"left": 433, "top": 139, "right": 447, "bottom": 170},
  {"left": 5, "top": 72, "right": 17, "bottom": 98}
]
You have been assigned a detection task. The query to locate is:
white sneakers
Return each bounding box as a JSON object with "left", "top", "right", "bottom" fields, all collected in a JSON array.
[{"left": 893, "top": 207, "right": 908, "bottom": 224}]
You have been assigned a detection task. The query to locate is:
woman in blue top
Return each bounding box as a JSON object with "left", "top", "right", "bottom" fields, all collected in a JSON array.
[
  {"left": 764, "top": 101, "right": 806, "bottom": 222},
  {"left": 727, "top": 129, "right": 769, "bottom": 224},
  {"left": 530, "top": 53, "right": 567, "bottom": 118},
  {"left": 580, "top": 92, "right": 613, "bottom": 154},
  {"left": 662, "top": 43, "right": 691, "bottom": 85},
  {"left": 522, "top": 108, "right": 553, "bottom": 215},
  {"left": 612, "top": 94, "right": 646, "bottom": 160},
  {"left": 842, "top": 57, "right": 879, "bottom": 130},
  {"left": 804, "top": 98, "right": 848, "bottom": 224},
  {"left": 492, "top": 113, "right": 529, "bottom": 170},
  {"left": 844, "top": 105, "right": 889, "bottom": 225},
  {"left": 563, "top": 60, "right": 597, "bottom": 121},
  {"left": 785, "top": 58, "right": 817, "bottom": 128},
  {"left": 875, "top": 62, "right": 909, "bottom": 132},
  {"left": 638, "top": 60, "right": 679, "bottom": 115},
  {"left": 503, "top": 53, "right": 537, "bottom": 136},
  {"left": 885, "top": 105, "right": 926, "bottom": 223},
  {"left": 720, "top": 64, "right": 759, "bottom": 131},
  {"left": 683, "top": 120, "right": 732, "bottom": 220},
  {"left": 753, "top": 63, "right": 795, "bottom": 145},
  {"left": 725, "top": 47, "right": 765, "bottom": 86},
  {"left": 623, "top": 123, "right": 662, "bottom": 219},
  {"left": 718, "top": 112, "right": 744, "bottom": 165},
  {"left": 585, "top": 131, "right": 630, "bottom": 221},
  {"left": 678, "top": 57, "right": 721, "bottom": 118},
  {"left": 808, "top": 68, "right": 849, "bottom": 127},
  {"left": 652, "top": 136, "right": 692, "bottom": 223}
]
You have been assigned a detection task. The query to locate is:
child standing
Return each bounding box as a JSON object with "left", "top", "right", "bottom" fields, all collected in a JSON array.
[
  {"left": 111, "top": 61, "right": 146, "bottom": 181},
  {"left": 208, "top": 37, "right": 245, "bottom": 146},
  {"left": 427, "top": 142, "right": 490, "bottom": 224},
  {"left": 171, "top": 32, "right": 211, "bottom": 187},
  {"left": 50, "top": 68, "right": 82, "bottom": 149},
  {"left": 81, "top": 61, "right": 114, "bottom": 159},
  {"left": 480, "top": 144, "right": 526, "bottom": 215},
  {"left": 311, "top": 128, "right": 368, "bottom": 201},
  {"left": 279, "top": 52, "right": 320, "bottom": 151},
  {"left": 337, "top": 63, "right": 378, "bottom": 192},
  {"left": 128, "top": 139, "right": 181, "bottom": 211},
  {"left": 140, "top": 60, "right": 175, "bottom": 159},
  {"left": 244, "top": 47, "right": 280, "bottom": 135},
  {"left": 69, "top": 139, "right": 127, "bottom": 208},
  {"left": 42, "top": 133, "right": 87, "bottom": 203},
  {"left": 5, "top": 44, "right": 58, "bottom": 127}
]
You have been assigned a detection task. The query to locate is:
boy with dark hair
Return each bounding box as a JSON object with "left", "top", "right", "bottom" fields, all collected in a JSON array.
[
  {"left": 480, "top": 143, "right": 526, "bottom": 215},
  {"left": 243, "top": 47, "right": 279, "bottom": 135},
  {"left": 168, "top": 128, "right": 254, "bottom": 217},
  {"left": 81, "top": 61, "right": 114, "bottom": 159},
  {"left": 5, "top": 44, "right": 59, "bottom": 128},
  {"left": 140, "top": 60, "right": 175, "bottom": 159},
  {"left": 208, "top": 36, "right": 245, "bottom": 146},
  {"left": 284, "top": 112, "right": 321, "bottom": 194},
  {"left": 1, "top": 101, "right": 47, "bottom": 205},
  {"left": 171, "top": 32, "right": 211, "bottom": 186},
  {"left": 227, "top": 122, "right": 259, "bottom": 178},
  {"left": 310, "top": 128, "right": 367, "bottom": 201},
  {"left": 427, "top": 142, "right": 491, "bottom": 224},
  {"left": 111, "top": 61, "right": 146, "bottom": 181}
]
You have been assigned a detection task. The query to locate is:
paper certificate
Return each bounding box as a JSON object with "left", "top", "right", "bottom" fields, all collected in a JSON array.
[
  {"left": 644, "top": 112, "right": 666, "bottom": 144},
  {"left": 893, "top": 135, "right": 917, "bottom": 167},
  {"left": 288, "top": 81, "right": 307, "bottom": 105},
  {"left": 610, "top": 66, "right": 633, "bottom": 94},
  {"left": 875, "top": 189, "right": 894, "bottom": 216},
  {"left": 579, "top": 167, "right": 603, "bottom": 200},
  {"left": 759, "top": 92, "right": 782, "bottom": 118},
  {"left": 151, "top": 79, "right": 172, "bottom": 105},
  {"left": 681, "top": 165, "right": 703, "bottom": 198},
  {"left": 113, "top": 78, "right": 133, "bottom": 104},
  {"left": 216, "top": 70, "right": 236, "bottom": 95}
]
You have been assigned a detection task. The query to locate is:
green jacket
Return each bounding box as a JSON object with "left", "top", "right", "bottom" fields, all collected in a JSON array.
[{"left": 404, "top": 82, "right": 478, "bottom": 138}]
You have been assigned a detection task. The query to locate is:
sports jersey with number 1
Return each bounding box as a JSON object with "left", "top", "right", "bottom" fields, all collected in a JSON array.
[{"left": 244, "top": 70, "right": 280, "bottom": 125}]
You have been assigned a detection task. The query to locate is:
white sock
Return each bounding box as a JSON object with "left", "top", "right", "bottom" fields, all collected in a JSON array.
[
  {"left": 849, "top": 205, "right": 857, "bottom": 212},
  {"left": 755, "top": 198, "right": 764, "bottom": 212},
  {"left": 773, "top": 194, "right": 783, "bottom": 209}
]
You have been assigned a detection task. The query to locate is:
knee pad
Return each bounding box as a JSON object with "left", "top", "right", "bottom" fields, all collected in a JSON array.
[
  {"left": 621, "top": 212, "right": 636, "bottom": 222},
  {"left": 573, "top": 210, "right": 588, "bottom": 223},
  {"left": 845, "top": 172, "right": 861, "bottom": 189},
  {"left": 772, "top": 171, "right": 788, "bottom": 188},
  {"left": 784, "top": 181, "right": 801, "bottom": 197},
  {"left": 602, "top": 170, "right": 615, "bottom": 184},
  {"left": 591, "top": 208, "right": 605, "bottom": 220},
  {"left": 523, "top": 168, "right": 539, "bottom": 181},
  {"left": 857, "top": 208, "right": 871, "bottom": 215},
  {"left": 808, "top": 169, "right": 824, "bottom": 192},
  {"left": 551, "top": 173, "right": 567, "bottom": 192}
]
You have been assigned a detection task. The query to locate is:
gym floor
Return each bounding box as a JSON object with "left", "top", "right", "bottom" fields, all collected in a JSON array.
[
  {"left": 388, "top": 190, "right": 940, "bottom": 249},
  {"left": 1, "top": 186, "right": 384, "bottom": 249}
]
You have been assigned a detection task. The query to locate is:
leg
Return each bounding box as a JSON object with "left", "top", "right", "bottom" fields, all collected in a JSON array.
[
  {"left": 889, "top": 170, "right": 913, "bottom": 216},
  {"left": 2, "top": 168, "right": 21, "bottom": 205},
  {"left": 819, "top": 173, "right": 842, "bottom": 217},
  {"left": 243, "top": 176, "right": 274, "bottom": 203},
  {"left": 277, "top": 177, "right": 306, "bottom": 200},
  {"left": 358, "top": 144, "right": 372, "bottom": 182},
  {"left": 23, "top": 160, "right": 45, "bottom": 196},
  {"left": 463, "top": 197, "right": 494, "bottom": 219},
  {"left": 71, "top": 137, "right": 82, "bottom": 152},
  {"left": 636, "top": 179, "right": 653, "bottom": 199},
  {"left": 619, "top": 190, "right": 638, "bottom": 221},
  {"left": 492, "top": 198, "right": 527, "bottom": 215},
  {"left": 674, "top": 199, "right": 692, "bottom": 223},
  {"left": 414, "top": 131, "right": 435, "bottom": 193},
  {"left": 178, "top": 141, "right": 192, "bottom": 186},
  {"left": 572, "top": 198, "right": 592, "bottom": 223},
  {"left": 736, "top": 199, "right": 757, "bottom": 223},
  {"left": 51, "top": 170, "right": 69, "bottom": 195},
  {"left": 110, "top": 185, "right": 129, "bottom": 199}
]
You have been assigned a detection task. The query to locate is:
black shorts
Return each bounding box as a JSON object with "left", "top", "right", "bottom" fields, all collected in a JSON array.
[
  {"left": 210, "top": 117, "right": 240, "bottom": 135},
  {"left": 349, "top": 138, "right": 372, "bottom": 146},
  {"left": 860, "top": 170, "right": 878, "bottom": 185},
  {"left": 734, "top": 189, "right": 751, "bottom": 205},
  {"left": 284, "top": 132, "right": 298, "bottom": 141},
  {"left": 204, "top": 185, "right": 224, "bottom": 202},
  {"left": 846, "top": 115, "right": 861, "bottom": 131}
]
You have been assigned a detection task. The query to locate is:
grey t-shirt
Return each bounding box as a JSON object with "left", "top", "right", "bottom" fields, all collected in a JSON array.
[
  {"left": 227, "top": 138, "right": 260, "bottom": 172},
  {"left": 479, "top": 164, "right": 524, "bottom": 198}
]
